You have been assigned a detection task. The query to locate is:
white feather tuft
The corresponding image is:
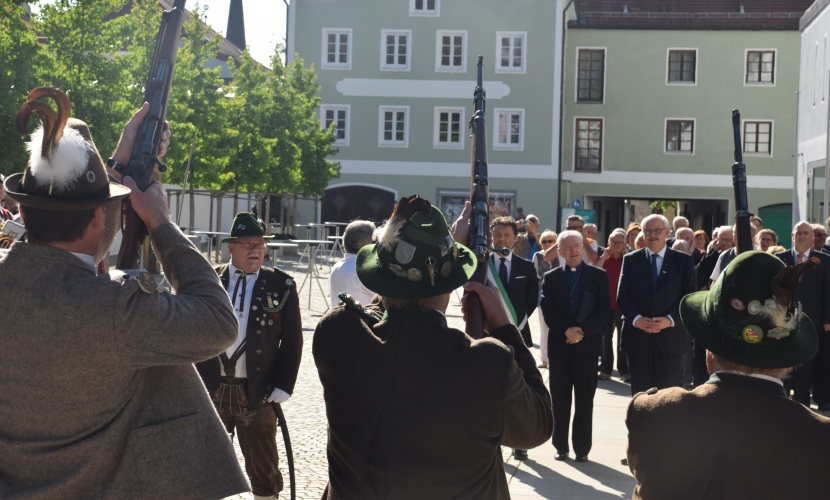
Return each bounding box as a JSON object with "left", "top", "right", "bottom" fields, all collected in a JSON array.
[
  {"left": 755, "top": 298, "right": 798, "bottom": 330},
  {"left": 26, "top": 125, "right": 91, "bottom": 192},
  {"left": 377, "top": 216, "right": 407, "bottom": 254}
]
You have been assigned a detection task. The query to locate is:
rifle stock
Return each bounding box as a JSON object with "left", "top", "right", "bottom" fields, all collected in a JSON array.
[
  {"left": 466, "top": 56, "right": 489, "bottom": 338},
  {"left": 115, "top": 0, "right": 186, "bottom": 270},
  {"left": 731, "top": 110, "right": 754, "bottom": 254}
]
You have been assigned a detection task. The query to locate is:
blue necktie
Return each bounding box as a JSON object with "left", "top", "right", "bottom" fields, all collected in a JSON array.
[{"left": 650, "top": 253, "right": 659, "bottom": 286}]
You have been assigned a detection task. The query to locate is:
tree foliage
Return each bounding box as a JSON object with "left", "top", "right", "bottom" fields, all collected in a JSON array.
[{"left": 0, "top": 1, "right": 339, "bottom": 195}]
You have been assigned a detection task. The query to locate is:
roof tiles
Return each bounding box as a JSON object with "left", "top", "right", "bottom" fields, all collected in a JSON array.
[{"left": 571, "top": 0, "right": 815, "bottom": 30}]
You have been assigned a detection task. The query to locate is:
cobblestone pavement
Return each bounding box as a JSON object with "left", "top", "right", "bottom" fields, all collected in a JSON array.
[{"left": 221, "top": 250, "right": 617, "bottom": 500}]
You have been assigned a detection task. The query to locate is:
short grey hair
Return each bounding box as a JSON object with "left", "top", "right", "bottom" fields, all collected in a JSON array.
[
  {"left": 557, "top": 230, "right": 584, "bottom": 245},
  {"left": 584, "top": 223, "right": 598, "bottom": 231},
  {"left": 675, "top": 227, "right": 694, "bottom": 239},
  {"left": 672, "top": 216, "right": 689, "bottom": 228},
  {"left": 608, "top": 228, "right": 627, "bottom": 243},
  {"left": 641, "top": 214, "right": 669, "bottom": 230},
  {"left": 672, "top": 240, "right": 691, "bottom": 254},
  {"left": 343, "top": 220, "right": 376, "bottom": 254}
]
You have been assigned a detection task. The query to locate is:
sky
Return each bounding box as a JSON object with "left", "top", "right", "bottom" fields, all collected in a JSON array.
[
  {"left": 30, "top": 0, "right": 288, "bottom": 68},
  {"left": 200, "top": 0, "right": 288, "bottom": 66}
]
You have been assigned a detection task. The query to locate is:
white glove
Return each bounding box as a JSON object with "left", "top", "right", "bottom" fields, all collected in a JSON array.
[{"left": 266, "top": 388, "right": 290, "bottom": 404}]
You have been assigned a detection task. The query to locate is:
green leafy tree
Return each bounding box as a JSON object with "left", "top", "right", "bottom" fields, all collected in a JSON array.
[
  {"left": 221, "top": 49, "right": 274, "bottom": 192},
  {"left": 263, "top": 51, "right": 339, "bottom": 196},
  {"left": 33, "top": 0, "right": 134, "bottom": 154},
  {"left": 0, "top": 4, "right": 47, "bottom": 175}
]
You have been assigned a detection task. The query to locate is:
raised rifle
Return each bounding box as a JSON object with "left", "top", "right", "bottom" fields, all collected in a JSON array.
[
  {"left": 731, "top": 110, "right": 754, "bottom": 254},
  {"left": 113, "top": 0, "right": 187, "bottom": 269},
  {"left": 465, "top": 56, "right": 509, "bottom": 338}
]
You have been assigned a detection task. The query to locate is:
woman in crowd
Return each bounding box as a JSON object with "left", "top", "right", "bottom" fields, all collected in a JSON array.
[
  {"left": 757, "top": 228, "right": 778, "bottom": 252},
  {"left": 532, "top": 230, "right": 557, "bottom": 369},
  {"left": 626, "top": 224, "right": 642, "bottom": 252}
]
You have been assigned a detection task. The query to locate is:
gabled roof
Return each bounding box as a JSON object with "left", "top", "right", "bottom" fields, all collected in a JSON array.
[{"left": 571, "top": 0, "right": 815, "bottom": 30}]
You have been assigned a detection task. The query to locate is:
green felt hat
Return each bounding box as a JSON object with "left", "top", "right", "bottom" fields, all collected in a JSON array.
[
  {"left": 356, "top": 195, "right": 476, "bottom": 299},
  {"left": 221, "top": 212, "right": 274, "bottom": 243},
  {"left": 679, "top": 250, "right": 818, "bottom": 368}
]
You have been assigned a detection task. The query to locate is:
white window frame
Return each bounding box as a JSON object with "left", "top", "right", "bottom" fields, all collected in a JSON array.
[
  {"left": 380, "top": 29, "right": 412, "bottom": 71},
  {"left": 320, "top": 105, "right": 350, "bottom": 146},
  {"left": 666, "top": 48, "right": 698, "bottom": 86},
  {"left": 493, "top": 108, "right": 525, "bottom": 151},
  {"left": 663, "top": 118, "right": 696, "bottom": 155},
  {"left": 495, "top": 31, "right": 527, "bottom": 74},
  {"left": 410, "top": 0, "right": 439, "bottom": 16},
  {"left": 435, "top": 30, "right": 467, "bottom": 73},
  {"left": 574, "top": 46, "right": 606, "bottom": 104},
  {"left": 744, "top": 48, "right": 777, "bottom": 87},
  {"left": 321, "top": 28, "right": 352, "bottom": 70},
  {"left": 742, "top": 119, "right": 774, "bottom": 157},
  {"left": 572, "top": 116, "right": 604, "bottom": 172},
  {"left": 378, "top": 106, "right": 410, "bottom": 148},
  {"left": 433, "top": 107, "right": 465, "bottom": 149}
]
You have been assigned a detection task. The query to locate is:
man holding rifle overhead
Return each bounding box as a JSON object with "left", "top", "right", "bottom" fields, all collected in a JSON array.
[
  {"left": 0, "top": 89, "right": 248, "bottom": 498},
  {"left": 313, "top": 195, "right": 552, "bottom": 499}
]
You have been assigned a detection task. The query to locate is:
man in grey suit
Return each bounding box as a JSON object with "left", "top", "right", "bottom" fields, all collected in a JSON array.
[{"left": 0, "top": 90, "right": 248, "bottom": 498}]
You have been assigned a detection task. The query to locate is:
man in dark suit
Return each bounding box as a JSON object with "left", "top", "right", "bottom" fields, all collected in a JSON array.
[
  {"left": 626, "top": 251, "right": 830, "bottom": 499},
  {"left": 197, "top": 212, "right": 303, "bottom": 500},
  {"left": 490, "top": 216, "right": 540, "bottom": 461},
  {"left": 491, "top": 216, "right": 539, "bottom": 348},
  {"left": 776, "top": 221, "right": 830, "bottom": 411},
  {"left": 617, "top": 214, "right": 697, "bottom": 395},
  {"left": 541, "top": 230, "right": 610, "bottom": 462},
  {"left": 314, "top": 196, "right": 552, "bottom": 498}
]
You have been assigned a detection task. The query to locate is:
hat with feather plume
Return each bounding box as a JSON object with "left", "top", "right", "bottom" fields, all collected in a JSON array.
[
  {"left": 356, "top": 195, "right": 476, "bottom": 299},
  {"left": 3, "top": 87, "right": 130, "bottom": 210},
  {"left": 679, "top": 250, "right": 818, "bottom": 368}
]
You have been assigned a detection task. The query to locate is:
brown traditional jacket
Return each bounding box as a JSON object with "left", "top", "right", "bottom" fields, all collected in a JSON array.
[
  {"left": 314, "top": 307, "right": 553, "bottom": 499},
  {"left": 627, "top": 372, "right": 830, "bottom": 499}
]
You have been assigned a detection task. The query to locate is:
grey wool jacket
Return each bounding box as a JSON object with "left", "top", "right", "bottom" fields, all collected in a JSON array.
[{"left": 0, "top": 223, "right": 249, "bottom": 499}]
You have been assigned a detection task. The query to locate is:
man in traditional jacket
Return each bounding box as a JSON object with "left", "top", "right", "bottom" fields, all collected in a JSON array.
[
  {"left": 197, "top": 212, "right": 303, "bottom": 500},
  {"left": 626, "top": 251, "right": 830, "bottom": 498},
  {"left": 0, "top": 90, "right": 248, "bottom": 498},
  {"left": 314, "top": 195, "right": 553, "bottom": 499}
]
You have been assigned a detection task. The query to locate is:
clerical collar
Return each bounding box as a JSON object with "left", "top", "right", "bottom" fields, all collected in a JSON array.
[
  {"left": 70, "top": 252, "right": 96, "bottom": 271},
  {"left": 569, "top": 261, "right": 584, "bottom": 272}
]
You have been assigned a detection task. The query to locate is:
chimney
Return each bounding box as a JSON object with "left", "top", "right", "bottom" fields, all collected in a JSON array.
[{"left": 226, "top": 0, "right": 246, "bottom": 50}]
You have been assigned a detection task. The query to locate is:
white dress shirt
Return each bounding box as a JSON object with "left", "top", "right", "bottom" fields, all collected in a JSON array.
[
  {"left": 492, "top": 252, "right": 514, "bottom": 282},
  {"left": 633, "top": 246, "right": 675, "bottom": 327},
  {"left": 329, "top": 253, "right": 375, "bottom": 308},
  {"left": 221, "top": 263, "right": 260, "bottom": 379}
]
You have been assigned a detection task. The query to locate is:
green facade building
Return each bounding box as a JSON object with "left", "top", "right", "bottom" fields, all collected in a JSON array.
[{"left": 290, "top": 0, "right": 564, "bottom": 228}]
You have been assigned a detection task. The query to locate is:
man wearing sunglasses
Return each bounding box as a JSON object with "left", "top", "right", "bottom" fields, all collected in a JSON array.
[{"left": 197, "top": 212, "right": 303, "bottom": 500}]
